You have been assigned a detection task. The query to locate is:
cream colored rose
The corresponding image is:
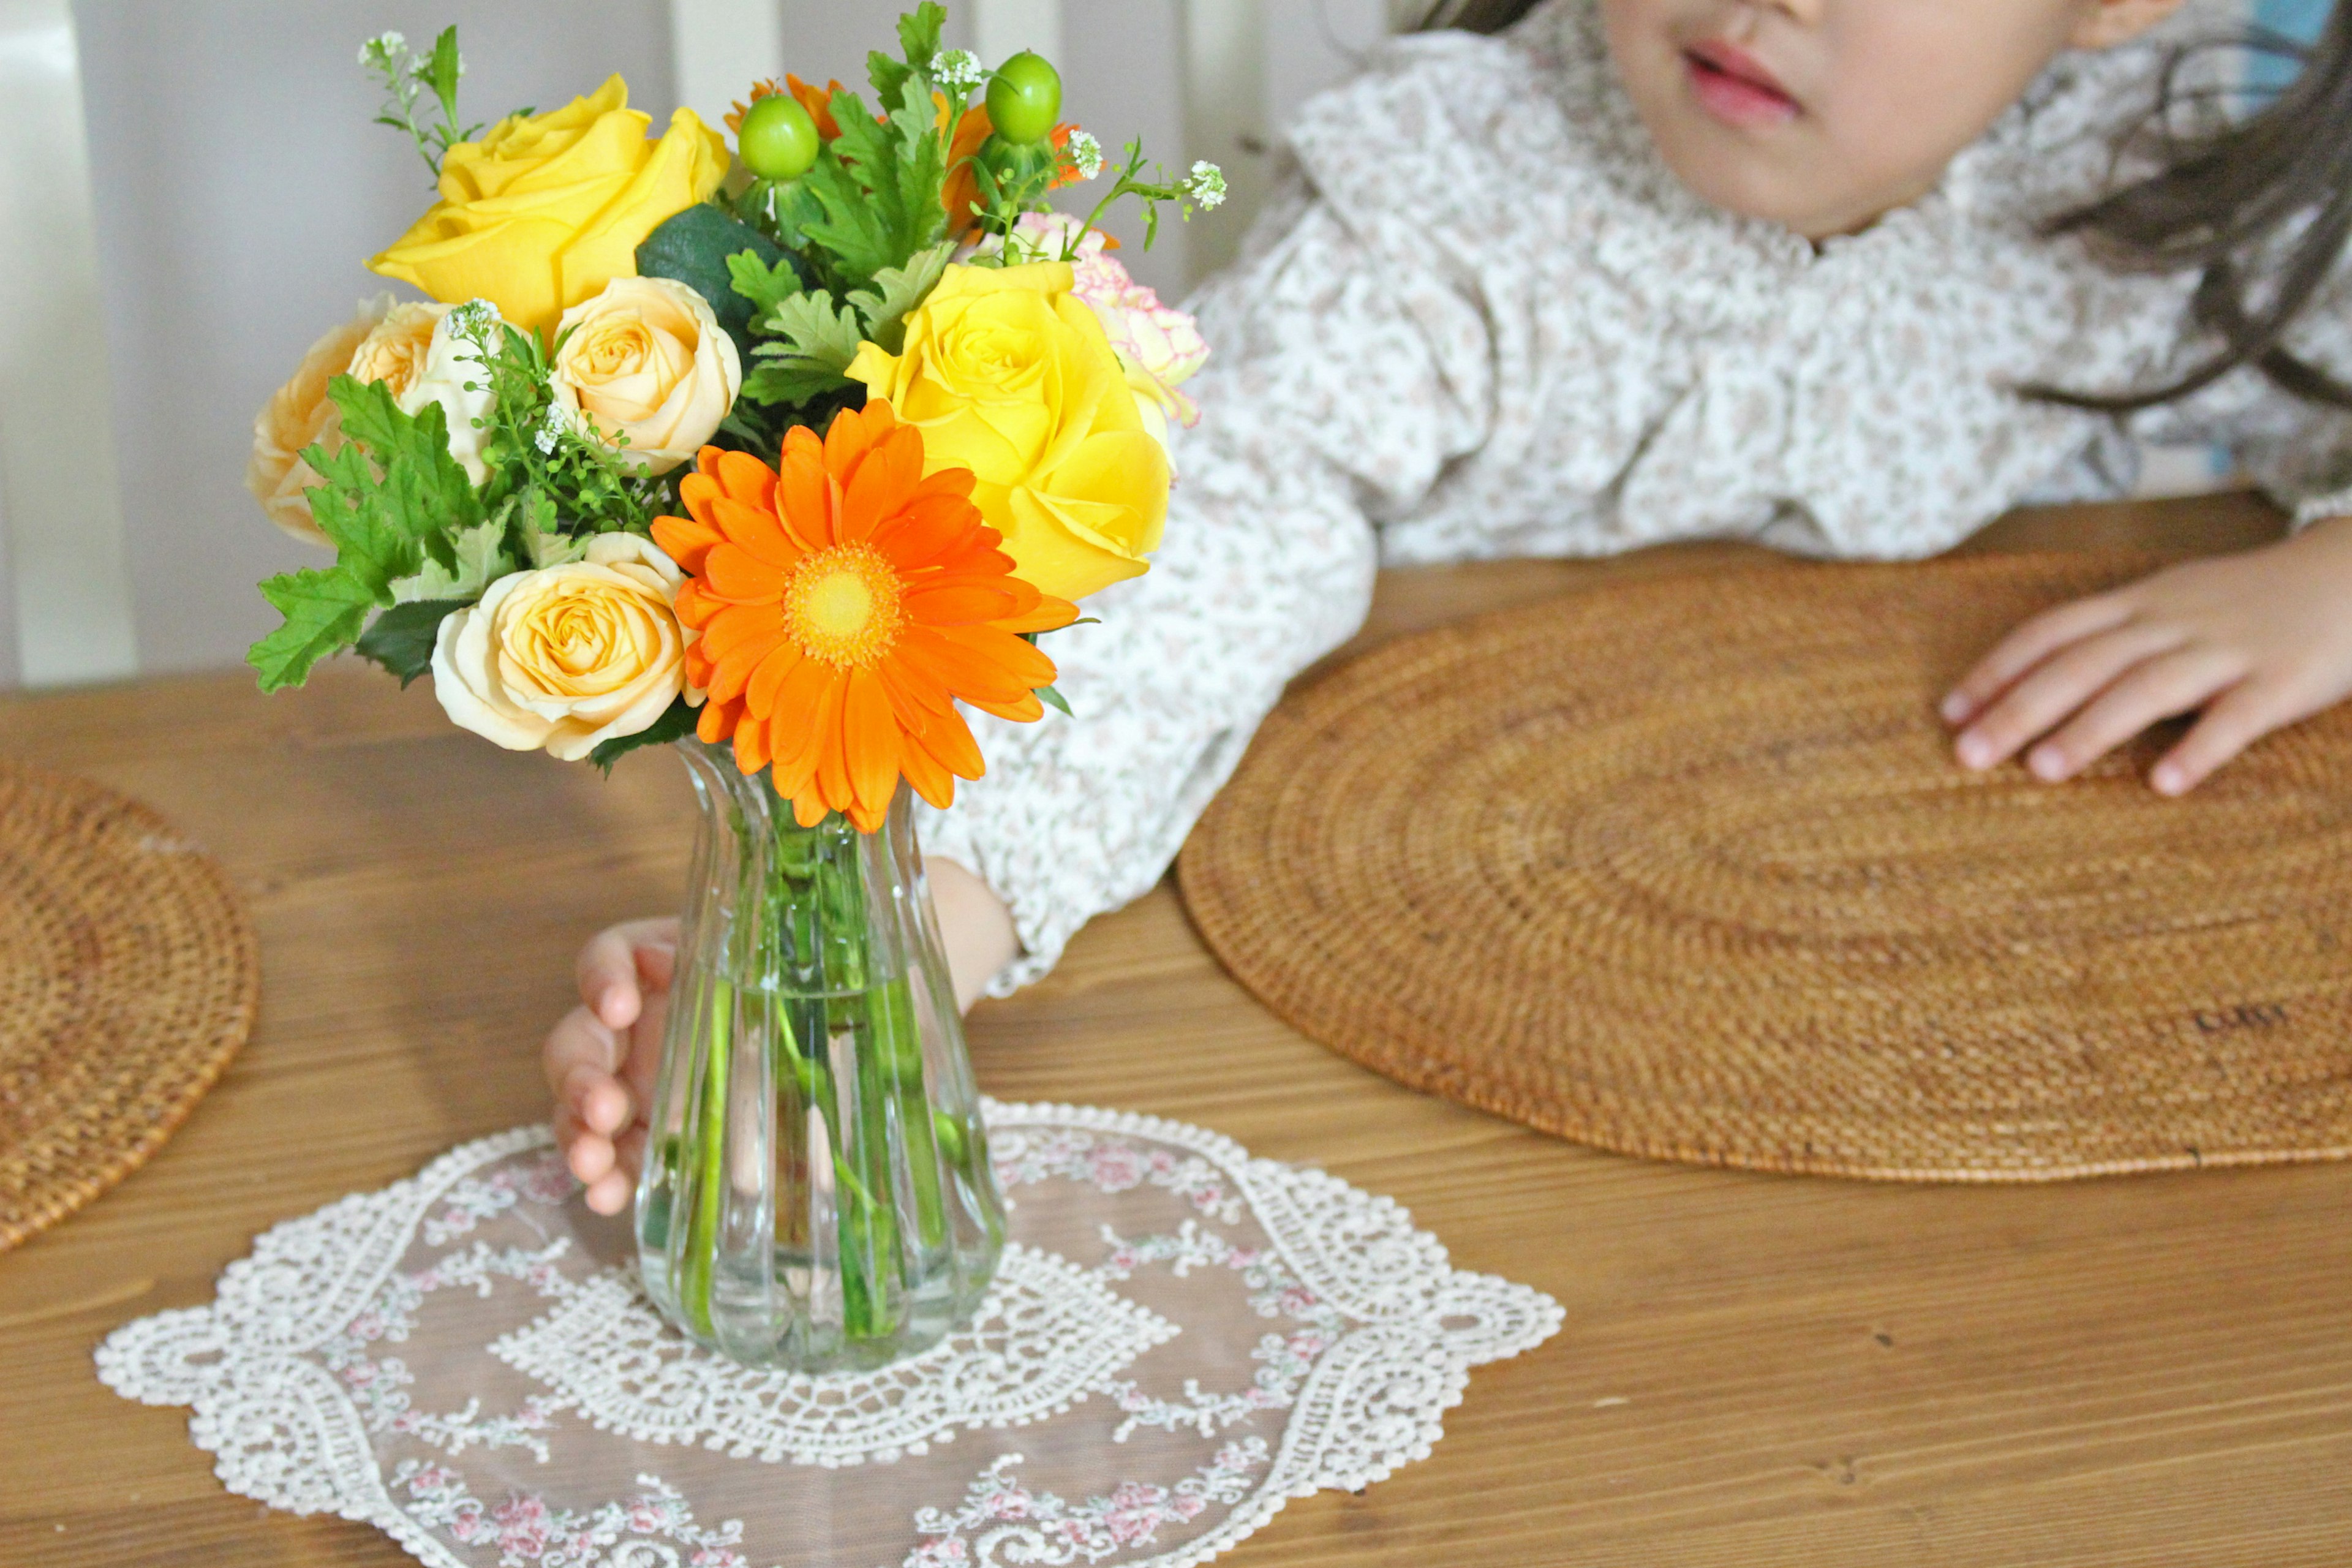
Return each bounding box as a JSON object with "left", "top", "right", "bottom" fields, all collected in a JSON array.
[
  {"left": 549, "top": 277, "right": 740, "bottom": 475},
  {"left": 246, "top": 298, "right": 387, "bottom": 543},
  {"left": 393, "top": 306, "right": 497, "bottom": 486},
  {"left": 431, "top": 533, "right": 701, "bottom": 760}
]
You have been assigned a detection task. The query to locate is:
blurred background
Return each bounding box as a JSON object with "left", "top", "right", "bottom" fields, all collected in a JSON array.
[{"left": 0, "top": 0, "right": 2329, "bottom": 692}]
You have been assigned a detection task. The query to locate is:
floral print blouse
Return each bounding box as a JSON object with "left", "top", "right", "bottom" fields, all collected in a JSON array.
[{"left": 919, "top": 0, "right": 2352, "bottom": 993}]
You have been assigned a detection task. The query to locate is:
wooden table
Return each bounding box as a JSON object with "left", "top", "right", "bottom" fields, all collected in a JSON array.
[{"left": 8, "top": 495, "right": 2350, "bottom": 1567}]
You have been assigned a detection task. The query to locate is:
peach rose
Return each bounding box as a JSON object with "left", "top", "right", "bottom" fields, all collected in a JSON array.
[
  {"left": 247, "top": 300, "right": 386, "bottom": 543},
  {"left": 549, "top": 277, "right": 740, "bottom": 475}
]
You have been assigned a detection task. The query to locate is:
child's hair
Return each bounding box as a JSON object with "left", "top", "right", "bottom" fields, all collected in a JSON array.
[{"left": 1416, "top": 0, "right": 2352, "bottom": 413}]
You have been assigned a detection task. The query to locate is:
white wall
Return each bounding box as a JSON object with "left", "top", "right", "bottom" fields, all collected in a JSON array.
[{"left": 4, "top": 1, "right": 1388, "bottom": 685}]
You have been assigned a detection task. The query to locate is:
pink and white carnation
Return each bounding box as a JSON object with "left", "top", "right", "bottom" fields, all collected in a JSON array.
[{"left": 978, "top": 213, "right": 1210, "bottom": 443}]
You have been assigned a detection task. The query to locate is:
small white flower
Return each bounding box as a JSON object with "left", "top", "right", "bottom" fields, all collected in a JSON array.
[
  {"left": 932, "top": 49, "right": 985, "bottom": 94},
  {"left": 1066, "top": 129, "right": 1104, "bottom": 181},
  {"left": 1185, "top": 161, "right": 1227, "bottom": 210},
  {"left": 359, "top": 30, "right": 406, "bottom": 67},
  {"left": 448, "top": 300, "right": 502, "bottom": 339},
  {"left": 534, "top": 404, "right": 567, "bottom": 455}
]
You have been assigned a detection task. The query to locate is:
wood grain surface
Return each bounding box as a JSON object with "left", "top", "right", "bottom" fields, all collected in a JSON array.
[{"left": 7, "top": 495, "right": 2350, "bottom": 1567}]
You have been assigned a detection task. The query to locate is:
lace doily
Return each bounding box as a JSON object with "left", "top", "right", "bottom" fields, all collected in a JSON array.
[{"left": 97, "top": 1101, "right": 1561, "bottom": 1568}]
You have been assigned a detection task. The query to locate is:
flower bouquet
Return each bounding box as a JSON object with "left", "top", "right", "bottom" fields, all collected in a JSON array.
[{"left": 246, "top": 9, "right": 1221, "bottom": 1369}]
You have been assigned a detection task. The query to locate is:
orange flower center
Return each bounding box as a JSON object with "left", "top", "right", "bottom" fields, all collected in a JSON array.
[{"left": 784, "top": 544, "right": 905, "bottom": 669}]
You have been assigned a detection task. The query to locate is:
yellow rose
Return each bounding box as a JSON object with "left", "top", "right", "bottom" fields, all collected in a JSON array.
[
  {"left": 550, "top": 277, "right": 741, "bottom": 476},
  {"left": 248, "top": 300, "right": 385, "bottom": 543},
  {"left": 845, "top": 262, "right": 1170, "bottom": 601},
  {"left": 368, "top": 77, "right": 728, "bottom": 339},
  {"left": 431, "top": 535, "right": 701, "bottom": 760}
]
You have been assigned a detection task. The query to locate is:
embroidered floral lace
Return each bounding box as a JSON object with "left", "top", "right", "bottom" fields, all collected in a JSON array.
[{"left": 99, "top": 1101, "right": 1560, "bottom": 1568}]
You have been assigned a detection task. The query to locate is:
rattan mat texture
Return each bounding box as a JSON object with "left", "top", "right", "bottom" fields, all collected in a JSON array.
[
  {"left": 1179, "top": 552, "right": 2352, "bottom": 1182},
  {"left": 0, "top": 765, "right": 258, "bottom": 1250}
]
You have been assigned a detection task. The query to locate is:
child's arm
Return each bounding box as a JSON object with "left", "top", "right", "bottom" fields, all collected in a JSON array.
[
  {"left": 1942, "top": 513, "right": 2352, "bottom": 792},
  {"left": 546, "top": 861, "right": 1016, "bottom": 1215}
]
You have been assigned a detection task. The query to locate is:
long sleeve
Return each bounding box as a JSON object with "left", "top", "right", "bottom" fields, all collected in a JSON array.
[
  {"left": 2133, "top": 262, "right": 2352, "bottom": 529},
  {"left": 916, "top": 194, "right": 1491, "bottom": 994}
]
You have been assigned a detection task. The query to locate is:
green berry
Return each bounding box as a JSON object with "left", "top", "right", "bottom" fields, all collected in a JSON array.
[
  {"left": 737, "top": 92, "right": 820, "bottom": 180},
  {"left": 986, "top": 51, "right": 1061, "bottom": 146}
]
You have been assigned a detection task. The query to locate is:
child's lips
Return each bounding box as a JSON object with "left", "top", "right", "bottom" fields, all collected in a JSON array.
[{"left": 1683, "top": 40, "right": 1801, "bottom": 127}]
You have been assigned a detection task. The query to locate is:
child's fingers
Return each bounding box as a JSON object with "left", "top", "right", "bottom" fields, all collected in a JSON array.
[
  {"left": 1942, "top": 593, "right": 2138, "bottom": 725},
  {"left": 2152, "top": 679, "right": 2307, "bottom": 796},
  {"left": 582, "top": 1128, "right": 645, "bottom": 1215},
  {"left": 2019, "top": 647, "right": 2244, "bottom": 782},
  {"left": 576, "top": 927, "right": 645, "bottom": 1029},
  {"left": 543, "top": 1004, "right": 623, "bottom": 1103},
  {"left": 1954, "top": 622, "right": 2186, "bottom": 770}
]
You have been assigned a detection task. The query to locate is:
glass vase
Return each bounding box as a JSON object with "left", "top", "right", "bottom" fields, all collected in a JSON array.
[{"left": 633, "top": 739, "right": 1006, "bottom": 1370}]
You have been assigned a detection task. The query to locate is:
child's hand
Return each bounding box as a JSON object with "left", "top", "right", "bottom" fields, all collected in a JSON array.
[
  {"left": 545, "top": 918, "right": 676, "bottom": 1216},
  {"left": 1943, "top": 518, "right": 2352, "bottom": 794},
  {"left": 545, "top": 861, "right": 1017, "bottom": 1215}
]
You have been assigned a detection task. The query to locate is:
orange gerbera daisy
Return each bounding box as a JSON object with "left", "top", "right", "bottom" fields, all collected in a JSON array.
[{"left": 652, "top": 402, "right": 1077, "bottom": 833}]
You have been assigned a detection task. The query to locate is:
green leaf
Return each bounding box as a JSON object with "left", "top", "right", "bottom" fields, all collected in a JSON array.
[
  {"left": 353, "top": 598, "right": 467, "bottom": 687},
  {"left": 846, "top": 241, "right": 953, "bottom": 355},
  {"left": 897, "top": 3, "right": 945, "bottom": 68},
  {"left": 635, "top": 203, "right": 801, "bottom": 361},
  {"left": 426, "top": 26, "right": 462, "bottom": 120},
  {"left": 588, "top": 698, "right": 702, "bottom": 773},
  {"left": 520, "top": 491, "right": 590, "bottom": 567},
  {"left": 1036, "top": 683, "right": 1075, "bottom": 719},
  {"left": 388, "top": 518, "right": 513, "bottom": 604},
  {"left": 726, "top": 249, "right": 803, "bottom": 318},
  {"left": 744, "top": 290, "right": 865, "bottom": 405},
  {"left": 801, "top": 96, "right": 907, "bottom": 279},
  {"left": 248, "top": 567, "right": 378, "bottom": 692}
]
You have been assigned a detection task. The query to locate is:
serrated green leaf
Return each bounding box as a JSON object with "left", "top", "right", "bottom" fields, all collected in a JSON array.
[
  {"left": 248, "top": 567, "right": 378, "bottom": 692},
  {"left": 897, "top": 3, "right": 944, "bottom": 67},
  {"left": 846, "top": 242, "right": 953, "bottom": 355},
  {"left": 389, "top": 518, "right": 513, "bottom": 604},
  {"left": 744, "top": 290, "right": 865, "bottom": 405},
  {"left": 588, "top": 698, "right": 702, "bottom": 774},
  {"left": 636, "top": 203, "right": 799, "bottom": 360},
  {"left": 354, "top": 598, "right": 467, "bottom": 687},
  {"left": 726, "top": 249, "right": 802, "bottom": 317}
]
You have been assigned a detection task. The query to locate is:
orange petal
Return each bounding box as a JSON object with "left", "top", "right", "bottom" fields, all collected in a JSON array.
[
  {"left": 709, "top": 627, "right": 794, "bottom": 704},
  {"left": 839, "top": 425, "right": 926, "bottom": 544},
  {"left": 843, "top": 668, "right": 903, "bottom": 826},
  {"left": 903, "top": 581, "right": 1022, "bottom": 626},
  {"left": 652, "top": 512, "right": 725, "bottom": 575},
  {"left": 813, "top": 679, "right": 854, "bottom": 819},
  {"left": 744, "top": 641, "right": 806, "bottom": 721},
  {"left": 775, "top": 440, "right": 835, "bottom": 555},
  {"left": 911, "top": 701, "right": 984, "bottom": 778},
  {"left": 875, "top": 653, "right": 953, "bottom": 722},
  {"left": 937, "top": 624, "right": 1057, "bottom": 684},
  {"left": 823, "top": 401, "right": 886, "bottom": 488},
  {"left": 713, "top": 448, "right": 779, "bottom": 510},
  {"left": 897, "top": 725, "right": 957, "bottom": 810},
  {"left": 968, "top": 690, "right": 1046, "bottom": 723},
  {"left": 998, "top": 593, "right": 1080, "bottom": 634},
  {"left": 696, "top": 698, "right": 739, "bottom": 745},
  {"left": 793, "top": 790, "right": 831, "bottom": 827},
  {"left": 704, "top": 544, "right": 786, "bottom": 603},
  {"left": 732, "top": 710, "right": 772, "bottom": 774}
]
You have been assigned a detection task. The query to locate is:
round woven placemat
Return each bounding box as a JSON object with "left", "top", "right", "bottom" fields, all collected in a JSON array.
[
  {"left": 0, "top": 765, "right": 258, "bottom": 1249},
  {"left": 1180, "top": 552, "right": 2352, "bottom": 1183}
]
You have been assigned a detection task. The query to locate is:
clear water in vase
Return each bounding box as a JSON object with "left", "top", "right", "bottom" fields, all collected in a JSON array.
[{"left": 633, "top": 741, "right": 1005, "bottom": 1370}]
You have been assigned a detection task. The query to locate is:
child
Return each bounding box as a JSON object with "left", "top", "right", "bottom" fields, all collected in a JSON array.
[{"left": 552, "top": 0, "right": 2352, "bottom": 1213}]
